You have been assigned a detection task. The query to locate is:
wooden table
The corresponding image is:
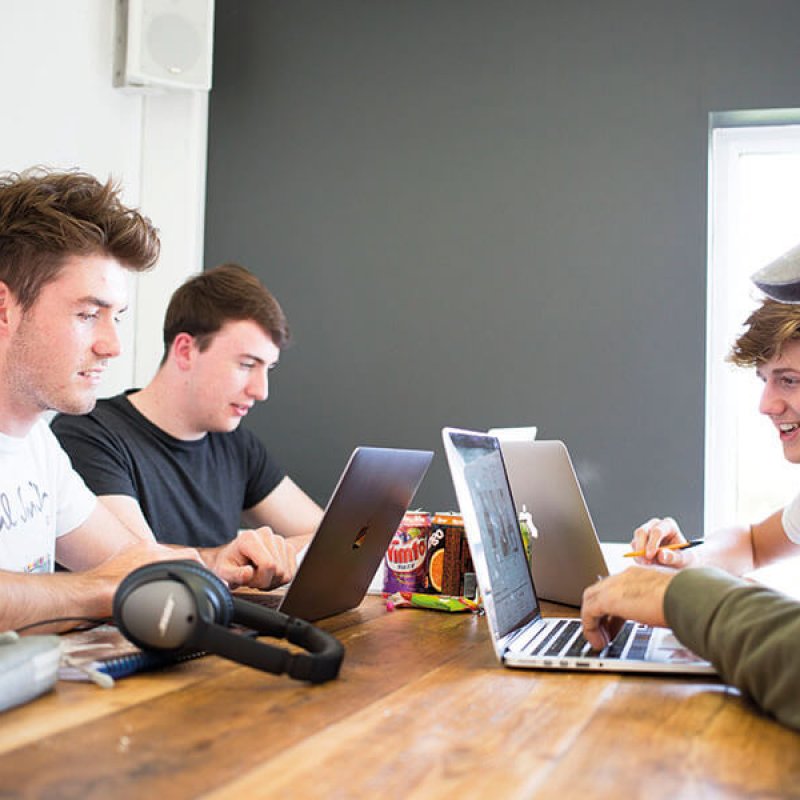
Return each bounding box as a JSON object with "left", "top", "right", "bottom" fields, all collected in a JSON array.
[{"left": 1, "top": 595, "right": 798, "bottom": 799}]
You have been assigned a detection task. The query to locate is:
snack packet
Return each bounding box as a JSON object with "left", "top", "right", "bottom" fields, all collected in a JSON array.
[{"left": 384, "top": 591, "right": 480, "bottom": 613}]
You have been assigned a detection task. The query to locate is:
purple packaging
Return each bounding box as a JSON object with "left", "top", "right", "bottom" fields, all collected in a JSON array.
[{"left": 383, "top": 511, "right": 431, "bottom": 593}]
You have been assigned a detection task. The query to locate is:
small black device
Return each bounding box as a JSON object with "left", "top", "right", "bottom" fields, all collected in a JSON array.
[{"left": 113, "top": 560, "right": 344, "bottom": 684}]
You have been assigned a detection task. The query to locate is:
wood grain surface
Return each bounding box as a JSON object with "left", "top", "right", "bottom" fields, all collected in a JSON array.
[{"left": 0, "top": 596, "right": 797, "bottom": 799}]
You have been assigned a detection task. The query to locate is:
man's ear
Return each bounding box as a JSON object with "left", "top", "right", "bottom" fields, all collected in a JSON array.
[
  {"left": 171, "top": 332, "right": 197, "bottom": 370},
  {"left": 0, "top": 281, "right": 19, "bottom": 333}
]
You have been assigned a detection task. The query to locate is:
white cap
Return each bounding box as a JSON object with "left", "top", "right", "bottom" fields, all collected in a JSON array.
[{"left": 751, "top": 241, "right": 800, "bottom": 303}]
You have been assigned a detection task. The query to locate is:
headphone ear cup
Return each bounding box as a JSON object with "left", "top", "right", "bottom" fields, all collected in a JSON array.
[
  {"left": 155, "top": 559, "right": 235, "bottom": 623},
  {"left": 115, "top": 579, "right": 199, "bottom": 650},
  {"left": 114, "top": 560, "right": 234, "bottom": 652}
]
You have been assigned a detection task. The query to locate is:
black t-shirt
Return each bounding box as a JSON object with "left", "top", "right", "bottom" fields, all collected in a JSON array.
[{"left": 51, "top": 392, "right": 286, "bottom": 548}]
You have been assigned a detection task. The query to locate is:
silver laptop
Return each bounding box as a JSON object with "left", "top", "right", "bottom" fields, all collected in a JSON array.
[
  {"left": 253, "top": 446, "right": 433, "bottom": 621},
  {"left": 499, "top": 439, "right": 608, "bottom": 606},
  {"left": 442, "top": 427, "right": 715, "bottom": 675}
]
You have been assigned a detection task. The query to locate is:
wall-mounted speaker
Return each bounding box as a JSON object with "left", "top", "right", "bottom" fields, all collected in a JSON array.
[{"left": 114, "top": 0, "right": 215, "bottom": 91}]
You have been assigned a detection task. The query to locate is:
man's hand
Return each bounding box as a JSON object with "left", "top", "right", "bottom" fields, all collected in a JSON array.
[
  {"left": 580, "top": 566, "right": 674, "bottom": 650},
  {"left": 631, "top": 517, "right": 696, "bottom": 568},
  {"left": 202, "top": 527, "right": 297, "bottom": 590}
]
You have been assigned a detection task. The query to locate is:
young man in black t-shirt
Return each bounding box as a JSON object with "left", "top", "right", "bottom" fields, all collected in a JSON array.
[{"left": 53, "top": 264, "right": 323, "bottom": 589}]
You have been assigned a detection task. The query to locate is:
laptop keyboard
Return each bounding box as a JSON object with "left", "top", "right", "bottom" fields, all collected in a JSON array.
[
  {"left": 523, "top": 618, "right": 653, "bottom": 661},
  {"left": 621, "top": 623, "right": 653, "bottom": 660},
  {"left": 604, "top": 621, "right": 635, "bottom": 658},
  {"left": 522, "top": 619, "right": 589, "bottom": 657},
  {"left": 540, "top": 620, "right": 585, "bottom": 656},
  {"left": 596, "top": 621, "right": 654, "bottom": 660},
  {"left": 530, "top": 619, "right": 569, "bottom": 654},
  {"left": 564, "top": 630, "right": 591, "bottom": 657}
]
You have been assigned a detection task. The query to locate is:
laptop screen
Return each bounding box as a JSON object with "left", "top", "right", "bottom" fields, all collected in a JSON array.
[{"left": 445, "top": 429, "right": 540, "bottom": 638}]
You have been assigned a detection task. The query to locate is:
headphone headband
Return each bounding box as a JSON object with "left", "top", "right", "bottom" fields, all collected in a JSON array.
[{"left": 114, "top": 561, "right": 344, "bottom": 684}]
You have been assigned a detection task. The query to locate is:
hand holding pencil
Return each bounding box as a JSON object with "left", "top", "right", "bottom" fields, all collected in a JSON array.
[
  {"left": 624, "top": 539, "right": 704, "bottom": 558},
  {"left": 625, "top": 517, "right": 702, "bottom": 568}
]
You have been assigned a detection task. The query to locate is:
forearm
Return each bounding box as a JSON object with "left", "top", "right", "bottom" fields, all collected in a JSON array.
[
  {"left": 56, "top": 502, "right": 145, "bottom": 572},
  {"left": 665, "top": 568, "right": 800, "bottom": 731},
  {"left": 0, "top": 570, "right": 114, "bottom": 633},
  {"left": 15, "top": 540, "right": 203, "bottom": 632},
  {"left": 242, "top": 477, "right": 324, "bottom": 541},
  {"left": 691, "top": 524, "right": 755, "bottom": 575},
  {"left": 97, "top": 495, "right": 157, "bottom": 543}
]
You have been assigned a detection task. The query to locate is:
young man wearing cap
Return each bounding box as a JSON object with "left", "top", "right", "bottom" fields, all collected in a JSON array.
[
  {"left": 0, "top": 169, "right": 296, "bottom": 633},
  {"left": 52, "top": 263, "right": 323, "bottom": 584},
  {"left": 581, "top": 245, "right": 800, "bottom": 731}
]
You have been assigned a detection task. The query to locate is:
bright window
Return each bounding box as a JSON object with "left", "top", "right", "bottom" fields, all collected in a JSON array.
[{"left": 706, "top": 120, "right": 800, "bottom": 532}]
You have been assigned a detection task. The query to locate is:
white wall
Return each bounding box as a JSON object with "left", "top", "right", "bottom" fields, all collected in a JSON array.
[{"left": 0, "top": 0, "right": 209, "bottom": 391}]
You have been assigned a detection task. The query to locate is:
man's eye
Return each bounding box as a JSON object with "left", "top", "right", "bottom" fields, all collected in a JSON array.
[
  {"left": 240, "top": 362, "right": 256, "bottom": 369},
  {"left": 77, "top": 312, "right": 99, "bottom": 321}
]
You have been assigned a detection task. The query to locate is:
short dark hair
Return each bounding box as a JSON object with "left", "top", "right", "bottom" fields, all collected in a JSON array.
[
  {"left": 0, "top": 167, "right": 160, "bottom": 311},
  {"left": 162, "top": 263, "right": 290, "bottom": 360}
]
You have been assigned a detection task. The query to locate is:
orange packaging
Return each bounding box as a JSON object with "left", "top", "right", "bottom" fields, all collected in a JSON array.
[{"left": 427, "top": 512, "right": 465, "bottom": 595}]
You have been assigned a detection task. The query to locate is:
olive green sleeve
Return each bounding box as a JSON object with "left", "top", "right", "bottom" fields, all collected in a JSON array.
[{"left": 663, "top": 567, "right": 800, "bottom": 730}]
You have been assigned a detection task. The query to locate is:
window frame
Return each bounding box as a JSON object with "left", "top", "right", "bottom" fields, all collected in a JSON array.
[{"left": 705, "top": 115, "right": 800, "bottom": 532}]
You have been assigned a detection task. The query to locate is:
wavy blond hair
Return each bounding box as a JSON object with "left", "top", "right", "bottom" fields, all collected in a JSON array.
[{"left": 728, "top": 299, "right": 800, "bottom": 367}]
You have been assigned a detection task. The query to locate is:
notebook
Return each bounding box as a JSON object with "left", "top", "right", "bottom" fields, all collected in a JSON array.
[
  {"left": 442, "top": 427, "right": 715, "bottom": 675},
  {"left": 498, "top": 439, "right": 608, "bottom": 606},
  {"left": 59, "top": 624, "right": 206, "bottom": 683},
  {"left": 252, "top": 446, "right": 433, "bottom": 621}
]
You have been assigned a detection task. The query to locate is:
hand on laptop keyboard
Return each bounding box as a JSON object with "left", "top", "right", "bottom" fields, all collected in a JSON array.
[{"left": 580, "top": 566, "right": 671, "bottom": 651}]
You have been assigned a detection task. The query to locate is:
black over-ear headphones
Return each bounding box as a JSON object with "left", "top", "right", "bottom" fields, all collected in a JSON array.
[{"left": 113, "top": 560, "right": 344, "bottom": 684}]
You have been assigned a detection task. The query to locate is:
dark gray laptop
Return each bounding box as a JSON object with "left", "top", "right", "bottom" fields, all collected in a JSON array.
[
  {"left": 442, "top": 427, "right": 715, "bottom": 675},
  {"left": 267, "top": 446, "right": 433, "bottom": 621}
]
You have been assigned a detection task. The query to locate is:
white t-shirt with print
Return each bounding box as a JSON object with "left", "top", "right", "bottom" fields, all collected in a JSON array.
[
  {"left": 780, "top": 491, "right": 800, "bottom": 545},
  {"left": 0, "top": 419, "right": 96, "bottom": 573}
]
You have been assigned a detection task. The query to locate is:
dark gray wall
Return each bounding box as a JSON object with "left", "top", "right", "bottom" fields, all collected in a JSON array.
[{"left": 205, "top": 1, "right": 800, "bottom": 541}]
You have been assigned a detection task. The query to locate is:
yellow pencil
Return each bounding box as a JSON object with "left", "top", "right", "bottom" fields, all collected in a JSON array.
[{"left": 623, "top": 539, "right": 704, "bottom": 558}]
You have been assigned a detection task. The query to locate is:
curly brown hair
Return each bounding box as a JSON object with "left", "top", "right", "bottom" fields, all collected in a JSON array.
[
  {"left": 0, "top": 167, "right": 160, "bottom": 311},
  {"left": 728, "top": 298, "right": 800, "bottom": 367}
]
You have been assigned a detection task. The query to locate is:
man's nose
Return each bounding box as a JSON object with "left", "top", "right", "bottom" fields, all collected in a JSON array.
[
  {"left": 759, "top": 382, "right": 783, "bottom": 416},
  {"left": 247, "top": 369, "right": 269, "bottom": 402},
  {"left": 93, "top": 317, "right": 121, "bottom": 358}
]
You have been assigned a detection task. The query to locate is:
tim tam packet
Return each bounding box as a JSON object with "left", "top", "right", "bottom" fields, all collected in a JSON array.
[{"left": 427, "top": 512, "right": 472, "bottom": 596}]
